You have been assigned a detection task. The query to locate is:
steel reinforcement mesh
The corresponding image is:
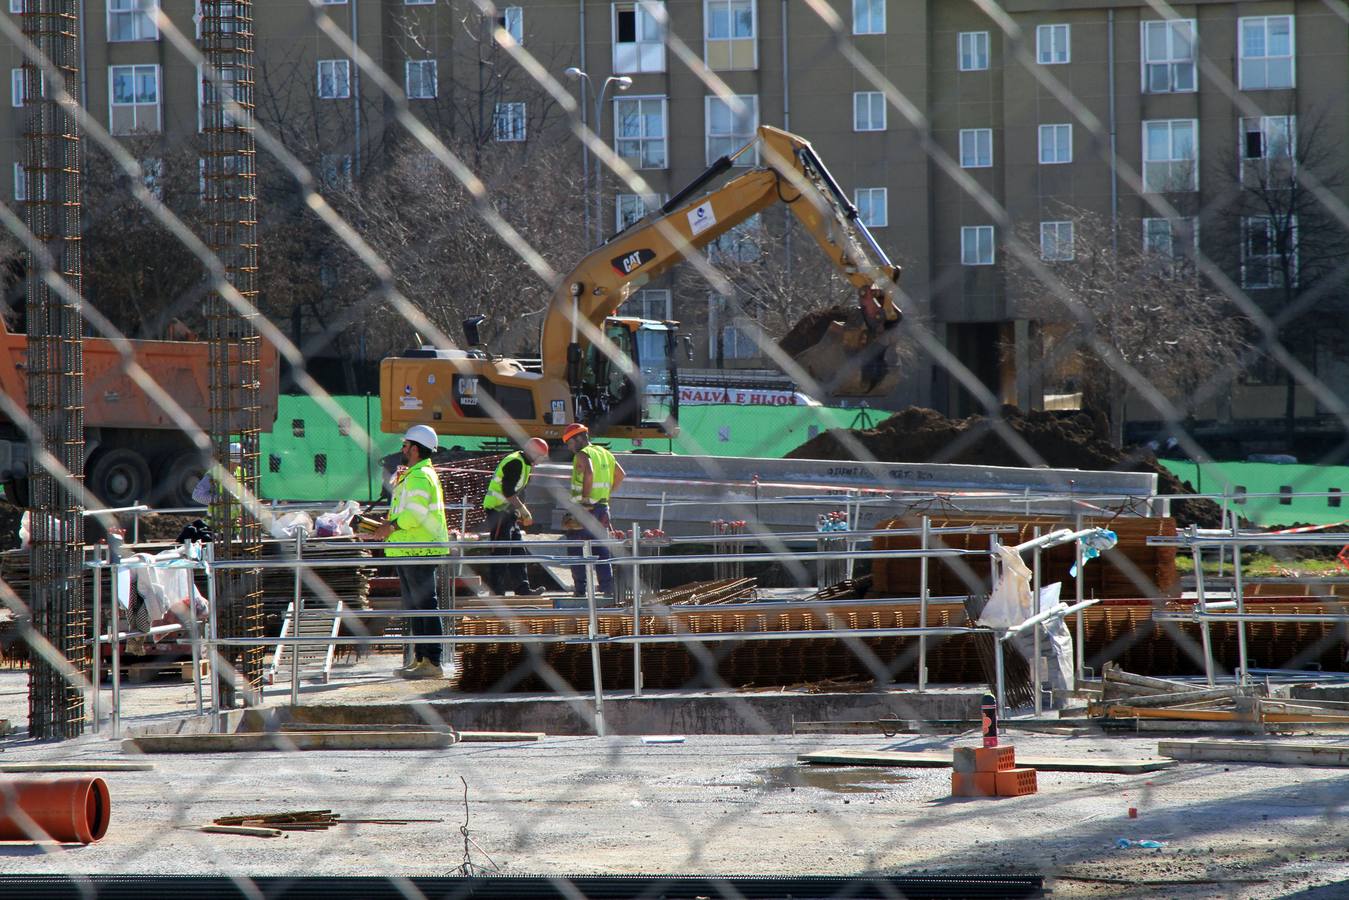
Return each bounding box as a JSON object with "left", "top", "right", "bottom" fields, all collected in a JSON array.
[{"left": 2, "top": 1, "right": 1349, "bottom": 894}]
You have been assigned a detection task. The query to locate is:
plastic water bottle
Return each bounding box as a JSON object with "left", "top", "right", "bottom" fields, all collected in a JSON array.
[{"left": 1117, "top": 838, "right": 1165, "bottom": 849}]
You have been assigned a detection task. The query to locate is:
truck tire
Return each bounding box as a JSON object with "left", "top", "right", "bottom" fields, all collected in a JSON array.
[
  {"left": 87, "top": 448, "right": 151, "bottom": 509},
  {"left": 154, "top": 451, "right": 206, "bottom": 510}
]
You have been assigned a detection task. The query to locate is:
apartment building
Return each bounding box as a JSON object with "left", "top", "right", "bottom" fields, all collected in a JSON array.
[{"left": 2, "top": 1, "right": 1346, "bottom": 425}]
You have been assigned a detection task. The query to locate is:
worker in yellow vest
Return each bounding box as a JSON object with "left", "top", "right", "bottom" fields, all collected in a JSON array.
[
  {"left": 561, "top": 423, "right": 625, "bottom": 602},
  {"left": 372, "top": 424, "right": 450, "bottom": 680},
  {"left": 482, "top": 437, "right": 550, "bottom": 596}
]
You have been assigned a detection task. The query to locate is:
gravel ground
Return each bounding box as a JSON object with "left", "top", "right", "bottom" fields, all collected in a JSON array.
[{"left": 3, "top": 668, "right": 1349, "bottom": 897}]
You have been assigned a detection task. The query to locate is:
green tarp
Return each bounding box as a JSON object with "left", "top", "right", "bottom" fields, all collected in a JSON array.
[
  {"left": 258, "top": 396, "right": 878, "bottom": 501},
  {"left": 1161, "top": 459, "right": 1349, "bottom": 527}
]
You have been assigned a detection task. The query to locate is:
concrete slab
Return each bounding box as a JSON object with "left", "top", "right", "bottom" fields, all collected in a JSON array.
[
  {"left": 798, "top": 748, "right": 1177, "bottom": 774},
  {"left": 123, "top": 730, "right": 457, "bottom": 753}
]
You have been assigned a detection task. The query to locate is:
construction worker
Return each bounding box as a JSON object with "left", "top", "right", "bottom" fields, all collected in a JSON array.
[
  {"left": 372, "top": 424, "right": 450, "bottom": 680},
  {"left": 482, "top": 437, "right": 550, "bottom": 596},
  {"left": 561, "top": 423, "right": 625, "bottom": 601},
  {"left": 191, "top": 441, "right": 244, "bottom": 506}
]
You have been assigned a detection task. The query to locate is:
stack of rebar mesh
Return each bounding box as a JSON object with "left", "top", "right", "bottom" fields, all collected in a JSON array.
[{"left": 434, "top": 454, "right": 507, "bottom": 532}]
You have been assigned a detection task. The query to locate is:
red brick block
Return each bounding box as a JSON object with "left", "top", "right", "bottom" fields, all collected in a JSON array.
[
  {"left": 951, "top": 771, "right": 997, "bottom": 797},
  {"left": 952, "top": 745, "right": 1016, "bottom": 773},
  {"left": 995, "top": 767, "right": 1038, "bottom": 797}
]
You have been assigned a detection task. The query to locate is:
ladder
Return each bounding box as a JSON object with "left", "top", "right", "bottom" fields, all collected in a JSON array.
[{"left": 268, "top": 600, "right": 344, "bottom": 685}]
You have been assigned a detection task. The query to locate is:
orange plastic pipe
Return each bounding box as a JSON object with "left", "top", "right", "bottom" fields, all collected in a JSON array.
[{"left": 0, "top": 777, "right": 111, "bottom": 844}]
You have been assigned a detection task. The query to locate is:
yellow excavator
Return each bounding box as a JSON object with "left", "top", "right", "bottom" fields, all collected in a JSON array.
[{"left": 380, "top": 125, "right": 902, "bottom": 441}]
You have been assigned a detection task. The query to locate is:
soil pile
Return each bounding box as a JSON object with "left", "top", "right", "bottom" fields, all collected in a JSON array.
[
  {"left": 778, "top": 306, "right": 852, "bottom": 357},
  {"left": 787, "top": 405, "right": 1221, "bottom": 527}
]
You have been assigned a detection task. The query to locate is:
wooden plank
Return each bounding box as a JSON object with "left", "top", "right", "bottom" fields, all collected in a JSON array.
[
  {"left": 0, "top": 761, "right": 156, "bottom": 773},
  {"left": 1159, "top": 740, "right": 1349, "bottom": 767},
  {"left": 456, "top": 731, "right": 545, "bottom": 742},
  {"left": 797, "top": 748, "right": 1176, "bottom": 773},
  {"left": 199, "top": 825, "right": 284, "bottom": 838},
  {"left": 122, "top": 730, "right": 457, "bottom": 754},
  {"left": 1102, "top": 663, "right": 1194, "bottom": 694}
]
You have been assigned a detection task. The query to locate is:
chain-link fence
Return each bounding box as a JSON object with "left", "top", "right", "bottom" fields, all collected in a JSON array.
[{"left": 4, "top": 1, "right": 1349, "bottom": 896}]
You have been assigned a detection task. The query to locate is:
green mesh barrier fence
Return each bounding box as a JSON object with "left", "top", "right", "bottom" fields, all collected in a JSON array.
[
  {"left": 1161, "top": 460, "right": 1349, "bottom": 528},
  {"left": 258, "top": 396, "right": 878, "bottom": 501}
]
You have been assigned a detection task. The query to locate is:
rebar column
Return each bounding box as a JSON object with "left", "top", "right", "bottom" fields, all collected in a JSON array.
[
  {"left": 201, "top": 1, "right": 263, "bottom": 705},
  {"left": 21, "top": 0, "right": 87, "bottom": 740}
]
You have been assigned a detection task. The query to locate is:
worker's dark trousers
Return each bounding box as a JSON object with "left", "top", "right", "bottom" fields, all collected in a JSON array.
[
  {"left": 483, "top": 507, "right": 526, "bottom": 592},
  {"left": 567, "top": 503, "right": 613, "bottom": 598},
  {"left": 397, "top": 563, "right": 442, "bottom": 665}
]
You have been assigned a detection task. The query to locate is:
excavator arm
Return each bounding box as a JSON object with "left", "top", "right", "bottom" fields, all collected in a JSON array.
[{"left": 540, "top": 125, "right": 902, "bottom": 395}]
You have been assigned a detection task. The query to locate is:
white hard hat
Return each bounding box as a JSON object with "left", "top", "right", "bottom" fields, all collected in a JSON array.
[{"left": 402, "top": 424, "right": 440, "bottom": 451}]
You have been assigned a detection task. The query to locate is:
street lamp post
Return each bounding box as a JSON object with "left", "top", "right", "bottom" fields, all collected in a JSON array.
[{"left": 565, "top": 67, "right": 633, "bottom": 247}]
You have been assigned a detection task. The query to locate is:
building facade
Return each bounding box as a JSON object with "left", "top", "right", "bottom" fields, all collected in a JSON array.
[{"left": 2, "top": 1, "right": 1346, "bottom": 427}]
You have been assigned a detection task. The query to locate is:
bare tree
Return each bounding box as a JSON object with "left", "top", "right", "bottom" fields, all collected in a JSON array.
[
  {"left": 1218, "top": 108, "right": 1349, "bottom": 444},
  {"left": 1010, "top": 207, "right": 1249, "bottom": 446}
]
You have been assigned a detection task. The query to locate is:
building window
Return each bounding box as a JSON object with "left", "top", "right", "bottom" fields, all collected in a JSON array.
[
  {"left": 1040, "top": 221, "right": 1074, "bottom": 261},
  {"left": 958, "top": 31, "right": 989, "bottom": 71},
  {"left": 1141, "top": 19, "right": 1196, "bottom": 93},
  {"left": 10, "top": 68, "right": 21, "bottom": 107},
  {"left": 319, "top": 0, "right": 346, "bottom": 4},
  {"left": 616, "top": 193, "right": 662, "bottom": 230},
  {"left": 961, "top": 225, "right": 994, "bottom": 266},
  {"left": 109, "top": 64, "right": 161, "bottom": 134},
  {"left": 706, "top": 215, "right": 762, "bottom": 263},
  {"left": 854, "top": 188, "right": 887, "bottom": 228},
  {"left": 494, "top": 102, "right": 526, "bottom": 141},
  {"left": 406, "top": 0, "right": 435, "bottom": 4},
  {"left": 708, "top": 296, "right": 760, "bottom": 360},
  {"left": 13, "top": 163, "right": 24, "bottom": 202},
  {"left": 406, "top": 60, "right": 437, "bottom": 100},
  {"left": 8, "top": 1, "right": 21, "bottom": 12},
  {"left": 320, "top": 154, "right": 353, "bottom": 190},
  {"left": 620, "top": 288, "right": 672, "bottom": 321},
  {"left": 615, "top": 96, "right": 668, "bottom": 168},
  {"left": 496, "top": 6, "right": 522, "bottom": 43},
  {"left": 1241, "top": 116, "right": 1294, "bottom": 184},
  {"left": 317, "top": 60, "right": 350, "bottom": 99},
  {"left": 197, "top": 64, "right": 242, "bottom": 130},
  {"left": 194, "top": 1, "right": 240, "bottom": 40},
  {"left": 959, "top": 128, "right": 992, "bottom": 168},
  {"left": 705, "top": 0, "right": 757, "bottom": 71},
  {"left": 613, "top": 1, "right": 666, "bottom": 73},
  {"left": 1242, "top": 215, "right": 1296, "bottom": 288},
  {"left": 1240, "top": 16, "right": 1294, "bottom": 90},
  {"left": 1142, "top": 119, "right": 1197, "bottom": 192},
  {"left": 108, "top": 0, "right": 158, "bottom": 43},
  {"left": 853, "top": 0, "right": 884, "bottom": 35},
  {"left": 853, "top": 92, "right": 885, "bottom": 132},
  {"left": 1038, "top": 124, "right": 1072, "bottom": 164},
  {"left": 705, "top": 94, "right": 758, "bottom": 165},
  {"left": 1036, "top": 24, "right": 1069, "bottom": 64},
  {"left": 1143, "top": 216, "right": 1198, "bottom": 269}
]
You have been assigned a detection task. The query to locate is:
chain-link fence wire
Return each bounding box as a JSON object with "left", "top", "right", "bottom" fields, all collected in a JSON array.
[{"left": 2, "top": 0, "right": 1349, "bottom": 890}]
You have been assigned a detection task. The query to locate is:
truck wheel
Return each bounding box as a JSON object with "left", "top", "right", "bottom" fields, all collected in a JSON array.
[
  {"left": 154, "top": 451, "right": 206, "bottom": 509},
  {"left": 87, "top": 448, "right": 151, "bottom": 509}
]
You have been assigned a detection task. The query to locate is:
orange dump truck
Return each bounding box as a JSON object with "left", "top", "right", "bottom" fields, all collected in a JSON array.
[{"left": 0, "top": 318, "right": 280, "bottom": 508}]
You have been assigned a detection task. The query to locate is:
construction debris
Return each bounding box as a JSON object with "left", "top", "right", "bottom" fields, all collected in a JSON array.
[
  {"left": 212, "top": 810, "right": 443, "bottom": 831},
  {"left": 1158, "top": 740, "right": 1349, "bottom": 767}
]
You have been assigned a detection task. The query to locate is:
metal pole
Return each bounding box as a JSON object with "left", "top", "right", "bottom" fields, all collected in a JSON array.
[
  {"left": 1073, "top": 512, "right": 1084, "bottom": 683},
  {"left": 1031, "top": 526, "right": 1043, "bottom": 715},
  {"left": 1192, "top": 543, "right": 1215, "bottom": 687},
  {"left": 1218, "top": 487, "right": 1231, "bottom": 578},
  {"left": 918, "top": 515, "right": 929, "bottom": 692},
  {"left": 844, "top": 491, "right": 856, "bottom": 581},
  {"left": 657, "top": 491, "right": 666, "bottom": 534},
  {"left": 584, "top": 540, "right": 606, "bottom": 735},
  {"left": 187, "top": 544, "right": 203, "bottom": 716},
  {"left": 206, "top": 543, "right": 222, "bottom": 727},
  {"left": 291, "top": 533, "right": 302, "bottom": 706},
  {"left": 109, "top": 554, "right": 121, "bottom": 739},
  {"left": 632, "top": 522, "right": 642, "bottom": 697},
  {"left": 994, "top": 633, "right": 1006, "bottom": 716},
  {"left": 1232, "top": 520, "right": 1248, "bottom": 685},
  {"left": 132, "top": 509, "right": 140, "bottom": 545},
  {"left": 91, "top": 544, "right": 102, "bottom": 732}
]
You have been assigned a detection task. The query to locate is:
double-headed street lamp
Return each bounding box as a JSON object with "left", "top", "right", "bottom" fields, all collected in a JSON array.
[{"left": 565, "top": 67, "right": 633, "bottom": 248}]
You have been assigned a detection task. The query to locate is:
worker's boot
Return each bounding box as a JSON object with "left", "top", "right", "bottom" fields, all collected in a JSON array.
[
  {"left": 513, "top": 583, "right": 546, "bottom": 596},
  {"left": 400, "top": 659, "right": 444, "bottom": 680}
]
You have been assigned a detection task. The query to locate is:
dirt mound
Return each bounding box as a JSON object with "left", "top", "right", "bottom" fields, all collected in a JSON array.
[
  {"left": 787, "top": 405, "right": 1221, "bottom": 527},
  {"left": 778, "top": 306, "right": 853, "bottom": 357}
]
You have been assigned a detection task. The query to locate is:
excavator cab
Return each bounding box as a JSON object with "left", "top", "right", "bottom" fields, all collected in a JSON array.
[{"left": 578, "top": 317, "right": 679, "bottom": 433}]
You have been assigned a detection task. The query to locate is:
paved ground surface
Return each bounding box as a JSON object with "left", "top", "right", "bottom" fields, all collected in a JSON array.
[{"left": 3, "top": 660, "right": 1349, "bottom": 898}]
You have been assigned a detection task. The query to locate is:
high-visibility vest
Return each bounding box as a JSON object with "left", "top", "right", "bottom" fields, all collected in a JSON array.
[
  {"left": 483, "top": 451, "right": 532, "bottom": 511},
  {"left": 570, "top": 444, "right": 616, "bottom": 505},
  {"left": 386, "top": 458, "right": 449, "bottom": 557}
]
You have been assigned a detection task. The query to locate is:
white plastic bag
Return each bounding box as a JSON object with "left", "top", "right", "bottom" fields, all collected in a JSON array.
[
  {"left": 1007, "top": 581, "right": 1076, "bottom": 694},
  {"left": 979, "top": 543, "right": 1034, "bottom": 630},
  {"left": 270, "top": 511, "right": 314, "bottom": 541},
  {"left": 315, "top": 500, "right": 360, "bottom": 538}
]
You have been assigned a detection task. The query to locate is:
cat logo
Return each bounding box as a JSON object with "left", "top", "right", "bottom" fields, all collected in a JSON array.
[{"left": 611, "top": 248, "right": 656, "bottom": 275}]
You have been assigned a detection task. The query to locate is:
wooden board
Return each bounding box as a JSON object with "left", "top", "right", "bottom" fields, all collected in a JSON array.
[
  {"left": 122, "top": 731, "right": 457, "bottom": 754},
  {"left": 0, "top": 761, "right": 156, "bottom": 773},
  {"left": 456, "top": 731, "right": 545, "bottom": 742},
  {"left": 797, "top": 748, "right": 1176, "bottom": 774},
  {"left": 1159, "top": 740, "right": 1349, "bottom": 767}
]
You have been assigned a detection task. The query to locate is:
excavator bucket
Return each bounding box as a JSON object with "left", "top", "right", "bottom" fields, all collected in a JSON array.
[{"left": 779, "top": 300, "right": 902, "bottom": 398}]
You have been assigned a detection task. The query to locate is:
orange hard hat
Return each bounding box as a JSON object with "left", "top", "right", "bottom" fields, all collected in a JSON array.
[
  {"left": 561, "top": 423, "right": 589, "bottom": 442},
  {"left": 525, "top": 437, "right": 549, "bottom": 458}
]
